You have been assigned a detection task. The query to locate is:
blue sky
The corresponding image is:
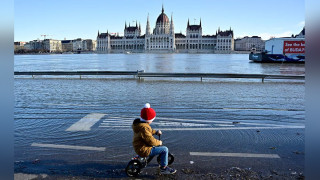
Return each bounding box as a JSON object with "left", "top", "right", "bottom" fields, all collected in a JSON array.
[{"left": 14, "top": 0, "right": 305, "bottom": 42}]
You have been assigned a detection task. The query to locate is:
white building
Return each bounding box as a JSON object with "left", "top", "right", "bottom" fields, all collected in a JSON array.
[
  {"left": 216, "top": 28, "right": 234, "bottom": 53},
  {"left": 19, "top": 38, "right": 96, "bottom": 53},
  {"left": 23, "top": 39, "right": 62, "bottom": 52},
  {"left": 144, "top": 6, "right": 175, "bottom": 52},
  {"left": 96, "top": 6, "right": 234, "bottom": 53},
  {"left": 80, "top": 39, "right": 96, "bottom": 51},
  {"left": 234, "top": 36, "right": 265, "bottom": 52},
  {"left": 72, "top": 38, "right": 83, "bottom": 51},
  {"left": 43, "top": 39, "right": 62, "bottom": 52}
]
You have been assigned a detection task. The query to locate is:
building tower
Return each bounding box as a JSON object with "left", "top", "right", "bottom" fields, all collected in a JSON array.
[
  {"left": 170, "top": 13, "right": 175, "bottom": 50},
  {"left": 154, "top": 5, "right": 170, "bottom": 35},
  {"left": 146, "top": 14, "right": 151, "bottom": 36},
  {"left": 170, "top": 13, "right": 174, "bottom": 36}
]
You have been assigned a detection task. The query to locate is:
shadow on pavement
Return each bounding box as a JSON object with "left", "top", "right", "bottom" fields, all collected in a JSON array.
[{"left": 14, "top": 159, "right": 152, "bottom": 179}]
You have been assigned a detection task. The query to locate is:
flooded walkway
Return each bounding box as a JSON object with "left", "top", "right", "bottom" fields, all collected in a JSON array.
[{"left": 14, "top": 78, "right": 305, "bottom": 178}]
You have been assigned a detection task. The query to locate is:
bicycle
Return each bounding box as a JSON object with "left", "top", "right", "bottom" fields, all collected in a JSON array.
[{"left": 125, "top": 135, "right": 174, "bottom": 177}]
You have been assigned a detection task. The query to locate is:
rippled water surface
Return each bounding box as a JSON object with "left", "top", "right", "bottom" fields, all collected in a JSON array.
[
  {"left": 14, "top": 54, "right": 305, "bottom": 175},
  {"left": 14, "top": 53, "right": 305, "bottom": 75}
]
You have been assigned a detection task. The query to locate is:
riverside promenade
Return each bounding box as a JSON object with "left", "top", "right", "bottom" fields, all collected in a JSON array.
[
  {"left": 14, "top": 77, "right": 305, "bottom": 179},
  {"left": 14, "top": 53, "right": 305, "bottom": 179}
]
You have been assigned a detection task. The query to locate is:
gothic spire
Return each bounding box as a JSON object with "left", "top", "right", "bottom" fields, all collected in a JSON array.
[
  {"left": 171, "top": 13, "right": 173, "bottom": 24},
  {"left": 162, "top": 4, "right": 164, "bottom": 13},
  {"left": 200, "top": 18, "right": 202, "bottom": 27},
  {"left": 170, "top": 13, "right": 174, "bottom": 35},
  {"left": 187, "top": 18, "right": 190, "bottom": 27},
  {"left": 146, "top": 13, "right": 151, "bottom": 35}
]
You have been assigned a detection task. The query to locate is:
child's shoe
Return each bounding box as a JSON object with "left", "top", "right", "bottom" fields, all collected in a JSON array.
[{"left": 160, "top": 166, "right": 177, "bottom": 174}]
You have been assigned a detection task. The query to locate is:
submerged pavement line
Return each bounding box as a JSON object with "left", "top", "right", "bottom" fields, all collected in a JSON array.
[
  {"left": 100, "top": 125, "right": 304, "bottom": 131},
  {"left": 190, "top": 152, "right": 280, "bottom": 158},
  {"left": 157, "top": 117, "right": 287, "bottom": 127},
  {"left": 99, "top": 125, "right": 131, "bottom": 128},
  {"left": 31, "top": 143, "right": 106, "bottom": 151},
  {"left": 66, "top": 113, "right": 106, "bottom": 131},
  {"left": 44, "top": 103, "right": 99, "bottom": 107},
  {"left": 99, "top": 116, "right": 299, "bottom": 128},
  {"left": 109, "top": 116, "right": 273, "bottom": 127},
  {"left": 159, "top": 126, "right": 305, "bottom": 131}
]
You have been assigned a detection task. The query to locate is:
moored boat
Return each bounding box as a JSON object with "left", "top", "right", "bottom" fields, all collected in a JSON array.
[{"left": 249, "top": 38, "right": 305, "bottom": 63}]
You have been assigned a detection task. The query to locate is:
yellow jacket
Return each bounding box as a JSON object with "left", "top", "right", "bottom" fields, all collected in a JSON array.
[{"left": 132, "top": 118, "right": 161, "bottom": 157}]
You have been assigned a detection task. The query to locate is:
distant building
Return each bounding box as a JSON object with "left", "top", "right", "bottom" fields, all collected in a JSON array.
[
  {"left": 92, "top": 40, "right": 97, "bottom": 51},
  {"left": 72, "top": 38, "right": 83, "bottom": 51},
  {"left": 216, "top": 28, "right": 234, "bottom": 53},
  {"left": 14, "top": 41, "right": 26, "bottom": 51},
  {"left": 97, "top": 5, "right": 234, "bottom": 53},
  {"left": 61, "top": 40, "right": 73, "bottom": 52},
  {"left": 22, "top": 39, "right": 62, "bottom": 53},
  {"left": 23, "top": 42, "right": 33, "bottom": 51},
  {"left": 83, "top": 39, "right": 96, "bottom": 51},
  {"left": 24, "top": 40, "right": 43, "bottom": 51},
  {"left": 145, "top": 6, "right": 175, "bottom": 52},
  {"left": 234, "top": 36, "right": 265, "bottom": 52},
  {"left": 43, "top": 39, "right": 62, "bottom": 52},
  {"left": 70, "top": 38, "right": 96, "bottom": 52}
]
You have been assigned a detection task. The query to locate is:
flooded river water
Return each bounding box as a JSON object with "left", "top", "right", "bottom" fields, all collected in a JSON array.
[{"left": 14, "top": 53, "right": 305, "bottom": 178}]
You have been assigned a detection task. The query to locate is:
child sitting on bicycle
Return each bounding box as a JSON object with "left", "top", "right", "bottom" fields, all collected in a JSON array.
[{"left": 132, "top": 103, "right": 177, "bottom": 174}]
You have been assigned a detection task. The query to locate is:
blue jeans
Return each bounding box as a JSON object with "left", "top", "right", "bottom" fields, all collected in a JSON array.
[{"left": 149, "top": 146, "right": 168, "bottom": 167}]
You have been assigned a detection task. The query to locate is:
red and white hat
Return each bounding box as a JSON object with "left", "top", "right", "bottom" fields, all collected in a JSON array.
[{"left": 140, "top": 103, "right": 156, "bottom": 122}]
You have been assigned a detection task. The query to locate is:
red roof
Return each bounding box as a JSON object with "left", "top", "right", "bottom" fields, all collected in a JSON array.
[{"left": 156, "top": 13, "right": 169, "bottom": 24}]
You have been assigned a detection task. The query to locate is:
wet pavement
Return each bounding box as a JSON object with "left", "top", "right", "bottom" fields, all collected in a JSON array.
[{"left": 14, "top": 78, "right": 305, "bottom": 179}]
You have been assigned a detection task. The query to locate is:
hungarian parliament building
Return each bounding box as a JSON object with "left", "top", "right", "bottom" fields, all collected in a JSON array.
[{"left": 96, "top": 6, "right": 234, "bottom": 53}]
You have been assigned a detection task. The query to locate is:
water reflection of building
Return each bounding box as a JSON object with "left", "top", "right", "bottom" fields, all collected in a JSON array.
[{"left": 97, "top": 5, "right": 234, "bottom": 54}]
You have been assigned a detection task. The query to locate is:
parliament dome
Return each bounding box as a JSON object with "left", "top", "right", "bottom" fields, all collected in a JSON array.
[{"left": 156, "top": 6, "right": 169, "bottom": 24}]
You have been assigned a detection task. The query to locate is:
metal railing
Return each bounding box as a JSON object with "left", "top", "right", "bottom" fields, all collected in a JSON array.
[{"left": 14, "top": 70, "right": 305, "bottom": 82}]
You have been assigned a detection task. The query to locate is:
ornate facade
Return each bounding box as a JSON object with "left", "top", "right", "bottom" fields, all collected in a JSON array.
[{"left": 96, "top": 6, "right": 234, "bottom": 53}]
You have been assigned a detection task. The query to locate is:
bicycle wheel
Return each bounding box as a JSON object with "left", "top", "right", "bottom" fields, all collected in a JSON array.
[
  {"left": 125, "top": 160, "right": 142, "bottom": 177},
  {"left": 157, "top": 152, "right": 174, "bottom": 165}
]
